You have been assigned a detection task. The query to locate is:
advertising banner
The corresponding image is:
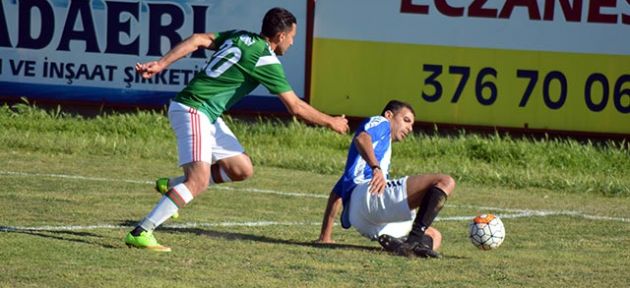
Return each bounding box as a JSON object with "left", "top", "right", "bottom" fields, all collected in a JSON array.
[
  {"left": 311, "top": 0, "right": 630, "bottom": 135},
  {"left": 0, "top": 0, "right": 307, "bottom": 111}
]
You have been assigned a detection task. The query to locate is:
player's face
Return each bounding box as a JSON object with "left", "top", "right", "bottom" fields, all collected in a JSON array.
[
  {"left": 389, "top": 107, "right": 415, "bottom": 142},
  {"left": 275, "top": 24, "right": 296, "bottom": 55}
]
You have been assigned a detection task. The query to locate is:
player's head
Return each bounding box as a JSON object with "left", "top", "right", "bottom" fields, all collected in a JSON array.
[
  {"left": 261, "top": 7, "right": 297, "bottom": 55},
  {"left": 382, "top": 100, "right": 415, "bottom": 142}
]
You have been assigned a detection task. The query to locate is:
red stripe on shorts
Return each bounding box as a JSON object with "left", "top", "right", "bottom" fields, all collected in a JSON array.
[
  {"left": 195, "top": 111, "right": 201, "bottom": 161},
  {"left": 189, "top": 108, "right": 200, "bottom": 162},
  {"left": 189, "top": 108, "right": 194, "bottom": 162}
]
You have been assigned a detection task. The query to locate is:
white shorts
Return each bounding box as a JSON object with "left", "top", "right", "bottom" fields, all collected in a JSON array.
[
  {"left": 349, "top": 176, "right": 416, "bottom": 240},
  {"left": 168, "top": 101, "right": 244, "bottom": 166}
]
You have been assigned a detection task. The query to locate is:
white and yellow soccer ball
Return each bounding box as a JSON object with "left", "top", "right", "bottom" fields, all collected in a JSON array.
[{"left": 468, "top": 214, "right": 505, "bottom": 250}]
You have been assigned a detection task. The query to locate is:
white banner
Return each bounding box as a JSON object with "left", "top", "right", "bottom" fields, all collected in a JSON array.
[
  {"left": 315, "top": 0, "right": 630, "bottom": 55},
  {"left": 0, "top": 0, "right": 307, "bottom": 108}
]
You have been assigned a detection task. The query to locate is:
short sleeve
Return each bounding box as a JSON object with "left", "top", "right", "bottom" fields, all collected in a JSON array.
[
  {"left": 213, "top": 30, "right": 236, "bottom": 48},
  {"left": 252, "top": 57, "right": 293, "bottom": 94},
  {"left": 357, "top": 116, "right": 390, "bottom": 141}
]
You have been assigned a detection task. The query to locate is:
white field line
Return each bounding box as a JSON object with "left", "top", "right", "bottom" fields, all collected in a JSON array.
[
  {"left": 3, "top": 208, "right": 628, "bottom": 232},
  {"left": 0, "top": 171, "right": 326, "bottom": 198},
  {"left": 0, "top": 221, "right": 322, "bottom": 232},
  {"left": 1, "top": 170, "right": 628, "bottom": 233}
]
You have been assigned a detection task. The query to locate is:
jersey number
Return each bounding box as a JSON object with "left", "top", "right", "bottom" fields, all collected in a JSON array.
[{"left": 205, "top": 40, "right": 242, "bottom": 78}]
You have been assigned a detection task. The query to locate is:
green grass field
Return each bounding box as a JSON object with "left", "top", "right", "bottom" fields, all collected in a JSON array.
[{"left": 1, "top": 105, "right": 629, "bottom": 287}]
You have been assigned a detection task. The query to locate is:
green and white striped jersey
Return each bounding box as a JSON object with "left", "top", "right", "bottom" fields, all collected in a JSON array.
[{"left": 175, "top": 30, "right": 293, "bottom": 122}]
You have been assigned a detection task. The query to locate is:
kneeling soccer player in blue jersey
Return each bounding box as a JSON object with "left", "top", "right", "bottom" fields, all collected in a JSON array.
[{"left": 317, "top": 100, "right": 456, "bottom": 258}]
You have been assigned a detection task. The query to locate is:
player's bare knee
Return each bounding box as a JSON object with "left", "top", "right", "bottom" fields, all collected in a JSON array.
[
  {"left": 230, "top": 165, "right": 253, "bottom": 181},
  {"left": 436, "top": 174, "right": 456, "bottom": 196},
  {"left": 427, "top": 228, "right": 441, "bottom": 241},
  {"left": 426, "top": 227, "right": 442, "bottom": 250},
  {"left": 219, "top": 154, "right": 253, "bottom": 182},
  {"left": 242, "top": 165, "right": 254, "bottom": 180}
]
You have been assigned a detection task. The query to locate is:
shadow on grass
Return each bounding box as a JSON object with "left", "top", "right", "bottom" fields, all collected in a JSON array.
[
  {"left": 158, "top": 226, "right": 469, "bottom": 259},
  {"left": 1, "top": 222, "right": 468, "bottom": 259},
  {"left": 160, "top": 226, "right": 382, "bottom": 252},
  {"left": 116, "top": 219, "right": 381, "bottom": 252},
  {"left": 0, "top": 226, "right": 118, "bottom": 249}
]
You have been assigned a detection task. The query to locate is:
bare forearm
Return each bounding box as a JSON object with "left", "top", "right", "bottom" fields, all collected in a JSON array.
[
  {"left": 290, "top": 98, "right": 335, "bottom": 128},
  {"left": 277, "top": 91, "right": 347, "bottom": 134},
  {"left": 319, "top": 191, "right": 341, "bottom": 242},
  {"left": 159, "top": 33, "right": 214, "bottom": 68}
]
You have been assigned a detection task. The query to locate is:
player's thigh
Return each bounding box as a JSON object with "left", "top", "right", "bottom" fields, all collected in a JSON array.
[
  {"left": 210, "top": 117, "right": 251, "bottom": 179},
  {"left": 350, "top": 178, "right": 414, "bottom": 231},
  {"left": 369, "top": 177, "right": 414, "bottom": 223},
  {"left": 216, "top": 154, "right": 253, "bottom": 180},
  {"left": 405, "top": 173, "right": 454, "bottom": 209},
  {"left": 378, "top": 220, "right": 413, "bottom": 239},
  {"left": 349, "top": 183, "right": 380, "bottom": 239},
  {"left": 168, "top": 102, "right": 214, "bottom": 166},
  {"left": 211, "top": 117, "right": 246, "bottom": 162}
]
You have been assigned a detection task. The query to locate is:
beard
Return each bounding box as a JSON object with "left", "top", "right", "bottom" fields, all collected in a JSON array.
[{"left": 274, "top": 46, "right": 287, "bottom": 56}]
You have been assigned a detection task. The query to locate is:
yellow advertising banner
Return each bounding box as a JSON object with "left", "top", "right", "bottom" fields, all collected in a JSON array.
[
  {"left": 311, "top": 38, "right": 630, "bottom": 134},
  {"left": 310, "top": 0, "right": 630, "bottom": 135}
]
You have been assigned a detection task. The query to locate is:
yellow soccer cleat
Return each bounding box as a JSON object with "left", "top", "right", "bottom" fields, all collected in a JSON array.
[{"left": 124, "top": 231, "right": 171, "bottom": 252}]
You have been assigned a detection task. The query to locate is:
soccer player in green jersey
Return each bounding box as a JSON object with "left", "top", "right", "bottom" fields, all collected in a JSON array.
[{"left": 125, "top": 7, "right": 349, "bottom": 252}]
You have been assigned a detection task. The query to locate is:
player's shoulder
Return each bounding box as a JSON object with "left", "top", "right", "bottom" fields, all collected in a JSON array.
[
  {"left": 216, "top": 30, "right": 264, "bottom": 49},
  {"left": 223, "top": 30, "right": 264, "bottom": 47},
  {"left": 227, "top": 31, "right": 277, "bottom": 59},
  {"left": 217, "top": 30, "right": 281, "bottom": 69},
  {"left": 357, "top": 116, "right": 390, "bottom": 137},
  {"left": 363, "top": 116, "right": 389, "bottom": 130},
  {"left": 218, "top": 29, "right": 255, "bottom": 39}
]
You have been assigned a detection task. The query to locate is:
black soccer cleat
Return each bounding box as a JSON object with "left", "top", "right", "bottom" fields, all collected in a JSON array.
[
  {"left": 378, "top": 234, "right": 404, "bottom": 252},
  {"left": 393, "top": 241, "right": 441, "bottom": 259},
  {"left": 411, "top": 243, "right": 441, "bottom": 258}
]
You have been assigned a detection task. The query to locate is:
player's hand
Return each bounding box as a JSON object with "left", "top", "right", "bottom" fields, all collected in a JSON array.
[
  {"left": 369, "top": 168, "right": 386, "bottom": 196},
  {"left": 314, "top": 238, "right": 335, "bottom": 244},
  {"left": 329, "top": 114, "right": 349, "bottom": 134},
  {"left": 135, "top": 61, "right": 164, "bottom": 79}
]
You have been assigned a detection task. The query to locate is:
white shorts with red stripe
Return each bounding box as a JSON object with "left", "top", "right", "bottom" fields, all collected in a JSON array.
[{"left": 168, "top": 101, "right": 244, "bottom": 166}]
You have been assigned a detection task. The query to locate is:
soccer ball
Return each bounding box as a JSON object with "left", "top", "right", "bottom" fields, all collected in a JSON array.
[{"left": 468, "top": 214, "right": 505, "bottom": 250}]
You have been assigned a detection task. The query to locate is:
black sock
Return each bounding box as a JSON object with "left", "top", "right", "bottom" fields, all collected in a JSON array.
[
  {"left": 406, "top": 186, "right": 447, "bottom": 244},
  {"left": 130, "top": 226, "right": 147, "bottom": 237}
]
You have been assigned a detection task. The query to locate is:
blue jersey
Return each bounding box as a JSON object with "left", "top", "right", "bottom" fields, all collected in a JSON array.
[{"left": 333, "top": 116, "right": 392, "bottom": 204}]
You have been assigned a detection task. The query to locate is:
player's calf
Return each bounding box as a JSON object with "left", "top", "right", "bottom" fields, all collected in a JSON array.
[
  {"left": 155, "top": 177, "right": 180, "bottom": 219},
  {"left": 406, "top": 186, "right": 448, "bottom": 244}
]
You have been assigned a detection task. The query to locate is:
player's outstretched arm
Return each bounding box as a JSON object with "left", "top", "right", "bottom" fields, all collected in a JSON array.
[
  {"left": 317, "top": 190, "right": 342, "bottom": 244},
  {"left": 135, "top": 33, "right": 217, "bottom": 79},
  {"left": 277, "top": 91, "right": 349, "bottom": 134}
]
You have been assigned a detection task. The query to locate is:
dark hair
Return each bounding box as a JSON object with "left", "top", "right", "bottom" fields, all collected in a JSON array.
[
  {"left": 261, "top": 7, "right": 297, "bottom": 38},
  {"left": 381, "top": 100, "right": 415, "bottom": 116}
]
